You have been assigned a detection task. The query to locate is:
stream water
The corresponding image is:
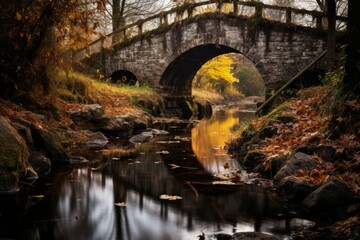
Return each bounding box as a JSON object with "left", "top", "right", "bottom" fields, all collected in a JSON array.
[{"left": 0, "top": 106, "right": 315, "bottom": 240}]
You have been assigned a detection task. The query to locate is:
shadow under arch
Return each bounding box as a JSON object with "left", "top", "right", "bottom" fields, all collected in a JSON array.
[
  {"left": 110, "top": 69, "right": 138, "bottom": 85},
  {"left": 159, "top": 43, "right": 265, "bottom": 97}
]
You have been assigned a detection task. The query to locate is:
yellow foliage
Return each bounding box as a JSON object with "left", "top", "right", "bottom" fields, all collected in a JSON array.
[{"left": 199, "top": 54, "right": 239, "bottom": 84}]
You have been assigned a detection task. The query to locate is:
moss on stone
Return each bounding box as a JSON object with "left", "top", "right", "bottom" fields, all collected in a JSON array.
[{"left": 0, "top": 116, "right": 29, "bottom": 193}]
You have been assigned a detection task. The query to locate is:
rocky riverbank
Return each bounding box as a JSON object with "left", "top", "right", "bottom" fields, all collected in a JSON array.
[
  {"left": 0, "top": 93, "right": 214, "bottom": 194},
  {"left": 228, "top": 86, "right": 360, "bottom": 239},
  {"left": 0, "top": 98, "right": 157, "bottom": 193}
]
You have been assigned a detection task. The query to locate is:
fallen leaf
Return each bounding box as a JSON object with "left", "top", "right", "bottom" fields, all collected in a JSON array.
[
  {"left": 16, "top": 12, "right": 22, "bottom": 21},
  {"left": 159, "top": 194, "right": 182, "bottom": 200},
  {"left": 114, "top": 202, "right": 126, "bottom": 207},
  {"left": 32, "top": 195, "right": 45, "bottom": 199}
]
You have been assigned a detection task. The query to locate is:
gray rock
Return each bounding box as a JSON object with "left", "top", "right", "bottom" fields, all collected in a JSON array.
[
  {"left": 70, "top": 104, "right": 104, "bottom": 122},
  {"left": 29, "top": 152, "right": 51, "bottom": 176},
  {"left": 316, "top": 144, "right": 337, "bottom": 162},
  {"left": 232, "top": 232, "right": 278, "bottom": 240},
  {"left": 99, "top": 114, "right": 133, "bottom": 133},
  {"left": 85, "top": 132, "right": 108, "bottom": 150},
  {"left": 274, "top": 152, "right": 318, "bottom": 184},
  {"left": 278, "top": 177, "right": 318, "bottom": 201},
  {"left": 151, "top": 129, "right": 169, "bottom": 135},
  {"left": 129, "top": 132, "right": 153, "bottom": 144},
  {"left": 31, "top": 125, "right": 71, "bottom": 160},
  {"left": 59, "top": 156, "right": 89, "bottom": 164},
  {"left": 303, "top": 179, "right": 356, "bottom": 214},
  {"left": 134, "top": 117, "right": 148, "bottom": 130},
  {"left": 254, "top": 154, "right": 287, "bottom": 178},
  {"left": 0, "top": 116, "right": 29, "bottom": 193},
  {"left": 69, "top": 104, "right": 106, "bottom": 131},
  {"left": 242, "top": 150, "right": 266, "bottom": 170}
]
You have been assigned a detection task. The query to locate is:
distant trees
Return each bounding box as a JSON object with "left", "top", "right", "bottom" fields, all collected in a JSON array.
[
  {"left": 107, "top": 0, "right": 170, "bottom": 42},
  {"left": 192, "top": 54, "right": 265, "bottom": 100}
]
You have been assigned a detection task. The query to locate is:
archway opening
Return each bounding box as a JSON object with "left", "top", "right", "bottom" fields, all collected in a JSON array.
[
  {"left": 159, "top": 44, "right": 265, "bottom": 118},
  {"left": 110, "top": 70, "right": 138, "bottom": 85},
  {"left": 159, "top": 44, "right": 241, "bottom": 96},
  {"left": 192, "top": 52, "right": 265, "bottom": 104}
]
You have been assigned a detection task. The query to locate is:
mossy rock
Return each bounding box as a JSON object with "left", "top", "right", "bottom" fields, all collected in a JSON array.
[
  {"left": 31, "top": 125, "right": 71, "bottom": 160},
  {"left": 0, "top": 116, "right": 29, "bottom": 193}
]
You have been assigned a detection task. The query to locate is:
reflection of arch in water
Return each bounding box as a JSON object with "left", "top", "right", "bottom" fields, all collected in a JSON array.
[{"left": 191, "top": 107, "right": 256, "bottom": 173}]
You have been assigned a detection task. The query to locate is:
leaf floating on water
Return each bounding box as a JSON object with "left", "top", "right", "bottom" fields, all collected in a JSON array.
[
  {"left": 212, "top": 181, "right": 236, "bottom": 185},
  {"left": 169, "top": 163, "right": 180, "bottom": 169},
  {"left": 114, "top": 202, "right": 127, "bottom": 207},
  {"left": 169, "top": 163, "right": 198, "bottom": 170},
  {"left": 159, "top": 194, "right": 183, "bottom": 201},
  {"left": 174, "top": 136, "right": 190, "bottom": 141},
  {"left": 223, "top": 162, "right": 230, "bottom": 169},
  {"left": 32, "top": 195, "right": 45, "bottom": 199},
  {"left": 156, "top": 150, "right": 169, "bottom": 154},
  {"left": 156, "top": 141, "right": 181, "bottom": 144}
]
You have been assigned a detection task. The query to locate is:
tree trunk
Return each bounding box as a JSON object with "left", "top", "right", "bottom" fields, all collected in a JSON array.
[
  {"left": 343, "top": 0, "right": 360, "bottom": 98},
  {"left": 326, "top": 0, "right": 336, "bottom": 71},
  {"left": 112, "top": 0, "right": 126, "bottom": 43}
]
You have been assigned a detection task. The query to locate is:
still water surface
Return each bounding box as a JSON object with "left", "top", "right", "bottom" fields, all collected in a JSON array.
[{"left": 0, "top": 106, "right": 313, "bottom": 240}]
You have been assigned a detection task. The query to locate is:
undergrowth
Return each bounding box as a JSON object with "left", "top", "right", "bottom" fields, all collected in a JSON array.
[{"left": 47, "top": 69, "right": 161, "bottom": 116}]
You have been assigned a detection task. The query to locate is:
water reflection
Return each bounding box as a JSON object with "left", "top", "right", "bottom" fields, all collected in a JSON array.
[
  {"left": 0, "top": 107, "right": 313, "bottom": 240},
  {"left": 191, "top": 107, "right": 255, "bottom": 172}
]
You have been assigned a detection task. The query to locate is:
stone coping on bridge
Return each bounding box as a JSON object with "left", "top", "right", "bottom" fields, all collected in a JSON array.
[{"left": 75, "top": 0, "right": 347, "bottom": 59}]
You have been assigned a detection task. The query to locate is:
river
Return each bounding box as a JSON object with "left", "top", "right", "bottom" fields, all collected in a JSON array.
[{"left": 0, "top": 105, "right": 314, "bottom": 240}]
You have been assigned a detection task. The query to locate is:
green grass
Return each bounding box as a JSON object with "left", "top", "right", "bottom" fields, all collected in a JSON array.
[{"left": 48, "top": 69, "right": 161, "bottom": 115}]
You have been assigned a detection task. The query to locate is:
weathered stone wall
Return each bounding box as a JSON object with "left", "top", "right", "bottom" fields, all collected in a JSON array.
[{"left": 105, "top": 16, "right": 327, "bottom": 96}]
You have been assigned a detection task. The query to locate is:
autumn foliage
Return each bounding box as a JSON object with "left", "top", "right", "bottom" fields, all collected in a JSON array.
[
  {"left": 245, "top": 86, "right": 360, "bottom": 194},
  {"left": 0, "top": 0, "right": 106, "bottom": 98}
]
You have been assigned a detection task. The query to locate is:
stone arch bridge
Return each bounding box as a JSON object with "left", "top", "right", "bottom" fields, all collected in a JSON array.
[{"left": 81, "top": 0, "right": 346, "bottom": 117}]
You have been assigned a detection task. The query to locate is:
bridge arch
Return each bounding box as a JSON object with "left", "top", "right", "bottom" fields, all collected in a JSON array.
[
  {"left": 158, "top": 43, "right": 267, "bottom": 97},
  {"left": 110, "top": 69, "right": 138, "bottom": 85}
]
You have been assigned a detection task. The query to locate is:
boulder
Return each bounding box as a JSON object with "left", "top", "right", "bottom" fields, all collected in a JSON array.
[
  {"left": 70, "top": 104, "right": 105, "bottom": 131},
  {"left": 129, "top": 132, "right": 153, "bottom": 144},
  {"left": 99, "top": 114, "right": 133, "bottom": 133},
  {"left": 30, "top": 125, "right": 71, "bottom": 160},
  {"left": 242, "top": 150, "right": 266, "bottom": 170},
  {"left": 274, "top": 152, "right": 318, "bottom": 184},
  {"left": 258, "top": 125, "right": 278, "bottom": 139},
  {"left": 303, "top": 179, "right": 356, "bottom": 215},
  {"left": 134, "top": 117, "right": 148, "bottom": 131},
  {"left": 70, "top": 104, "right": 104, "bottom": 123},
  {"left": 85, "top": 131, "right": 108, "bottom": 150},
  {"left": 315, "top": 144, "right": 338, "bottom": 162},
  {"left": 232, "top": 232, "right": 278, "bottom": 240},
  {"left": 254, "top": 154, "right": 288, "bottom": 178},
  {"left": 278, "top": 176, "right": 318, "bottom": 201},
  {"left": 0, "top": 116, "right": 29, "bottom": 193},
  {"left": 150, "top": 129, "right": 169, "bottom": 135},
  {"left": 28, "top": 152, "right": 51, "bottom": 177}
]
